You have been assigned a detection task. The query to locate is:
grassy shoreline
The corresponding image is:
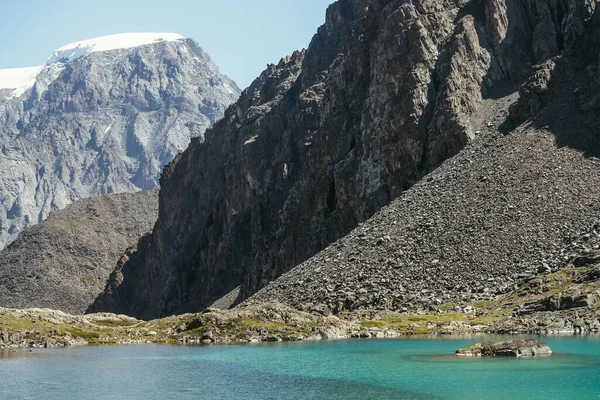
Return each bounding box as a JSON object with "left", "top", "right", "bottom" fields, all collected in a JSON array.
[{"left": 2, "top": 262, "right": 599, "bottom": 349}]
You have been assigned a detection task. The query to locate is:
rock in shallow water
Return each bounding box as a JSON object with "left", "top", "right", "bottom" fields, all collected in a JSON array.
[{"left": 456, "top": 340, "right": 552, "bottom": 357}]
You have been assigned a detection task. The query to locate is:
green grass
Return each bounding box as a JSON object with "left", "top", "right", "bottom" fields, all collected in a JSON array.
[
  {"left": 183, "top": 326, "right": 213, "bottom": 335},
  {"left": 359, "top": 321, "right": 389, "bottom": 328},
  {"left": 437, "top": 302, "right": 457, "bottom": 311},
  {"left": 472, "top": 300, "right": 499, "bottom": 309},
  {"left": 65, "top": 328, "right": 100, "bottom": 340},
  {"left": 0, "top": 316, "right": 64, "bottom": 332}
]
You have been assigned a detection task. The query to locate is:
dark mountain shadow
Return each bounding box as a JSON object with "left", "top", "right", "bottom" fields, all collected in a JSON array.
[
  {"left": 472, "top": 0, "right": 600, "bottom": 157},
  {"left": 526, "top": 86, "right": 600, "bottom": 159},
  {"left": 455, "top": 0, "right": 487, "bottom": 25}
]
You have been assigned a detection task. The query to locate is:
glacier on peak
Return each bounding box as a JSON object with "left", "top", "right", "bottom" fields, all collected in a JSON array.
[
  {"left": 0, "top": 33, "right": 188, "bottom": 100},
  {"left": 46, "top": 32, "right": 186, "bottom": 64},
  {"left": 0, "top": 66, "right": 43, "bottom": 98}
]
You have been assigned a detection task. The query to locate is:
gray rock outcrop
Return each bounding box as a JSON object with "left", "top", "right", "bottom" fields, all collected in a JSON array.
[
  {"left": 456, "top": 340, "right": 552, "bottom": 357},
  {"left": 0, "top": 33, "right": 240, "bottom": 249},
  {"left": 489, "top": 249, "right": 600, "bottom": 335}
]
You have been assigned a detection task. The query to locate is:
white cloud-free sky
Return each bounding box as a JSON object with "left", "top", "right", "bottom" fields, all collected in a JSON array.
[{"left": 0, "top": 0, "right": 332, "bottom": 89}]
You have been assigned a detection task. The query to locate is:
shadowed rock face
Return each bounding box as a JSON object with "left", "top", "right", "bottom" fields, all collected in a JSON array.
[
  {"left": 0, "top": 190, "right": 158, "bottom": 314},
  {"left": 91, "top": 0, "right": 600, "bottom": 319},
  {"left": 0, "top": 37, "right": 240, "bottom": 249}
]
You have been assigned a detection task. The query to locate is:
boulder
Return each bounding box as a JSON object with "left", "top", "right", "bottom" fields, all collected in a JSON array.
[{"left": 456, "top": 340, "right": 552, "bottom": 357}]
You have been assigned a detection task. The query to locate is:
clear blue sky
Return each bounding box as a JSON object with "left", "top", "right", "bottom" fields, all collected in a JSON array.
[{"left": 0, "top": 0, "right": 332, "bottom": 89}]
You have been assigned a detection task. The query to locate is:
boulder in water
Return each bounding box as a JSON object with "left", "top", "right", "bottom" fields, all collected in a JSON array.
[{"left": 456, "top": 340, "right": 552, "bottom": 357}]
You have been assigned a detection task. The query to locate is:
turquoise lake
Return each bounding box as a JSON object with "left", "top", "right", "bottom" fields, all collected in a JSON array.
[{"left": 1, "top": 336, "right": 599, "bottom": 399}]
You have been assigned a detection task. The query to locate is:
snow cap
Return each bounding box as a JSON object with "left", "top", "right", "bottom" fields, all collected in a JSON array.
[{"left": 46, "top": 32, "right": 186, "bottom": 64}]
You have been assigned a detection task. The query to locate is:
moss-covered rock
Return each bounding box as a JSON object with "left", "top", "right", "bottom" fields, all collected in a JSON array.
[{"left": 456, "top": 339, "right": 552, "bottom": 357}]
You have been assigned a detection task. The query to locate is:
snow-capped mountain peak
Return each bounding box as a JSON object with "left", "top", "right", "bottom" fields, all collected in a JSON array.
[
  {"left": 46, "top": 32, "right": 186, "bottom": 64},
  {"left": 0, "top": 33, "right": 188, "bottom": 99},
  {"left": 0, "top": 32, "right": 240, "bottom": 250}
]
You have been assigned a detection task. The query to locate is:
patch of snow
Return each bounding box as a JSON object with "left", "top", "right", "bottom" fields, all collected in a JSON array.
[
  {"left": 32, "top": 63, "right": 66, "bottom": 98},
  {"left": 0, "top": 66, "right": 43, "bottom": 98},
  {"left": 223, "top": 83, "right": 236, "bottom": 95},
  {"left": 43, "top": 62, "right": 66, "bottom": 79},
  {"left": 47, "top": 33, "right": 186, "bottom": 64},
  {"left": 104, "top": 122, "right": 114, "bottom": 134},
  {"left": 244, "top": 135, "right": 259, "bottom": 145}
]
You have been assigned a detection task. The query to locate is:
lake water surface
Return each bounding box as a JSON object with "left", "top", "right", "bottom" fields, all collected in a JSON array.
[{"left": 1, "top": 336, "right": 599, "bottom": 399}]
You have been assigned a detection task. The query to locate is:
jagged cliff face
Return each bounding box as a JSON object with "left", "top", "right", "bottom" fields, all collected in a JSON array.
[
  {"left": 0, "top": 34, "right": 240, "bottom": 249},
  {"left": 91, "top": 0, "right": 600, "bottom": 319}
]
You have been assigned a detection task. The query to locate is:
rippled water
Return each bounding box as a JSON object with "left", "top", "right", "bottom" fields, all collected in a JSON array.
[{"left": 1, "top": 336, "right": 599, "bottom": 399}]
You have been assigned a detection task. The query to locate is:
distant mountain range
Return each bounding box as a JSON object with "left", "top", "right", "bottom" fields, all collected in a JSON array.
[{"left": 0, "top": 32, "right": 240, "bottom": 249}]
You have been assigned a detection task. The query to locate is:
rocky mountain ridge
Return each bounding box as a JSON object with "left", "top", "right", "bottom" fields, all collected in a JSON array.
[
  {"left": 0, "top": 33, "right": 240, "bottom": 249},
  {"left": 90, "top": 0, "right": 600, "bottom": 319},
  {"left": 0, "top": 190, "right": 158, "bottom": 314}
]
